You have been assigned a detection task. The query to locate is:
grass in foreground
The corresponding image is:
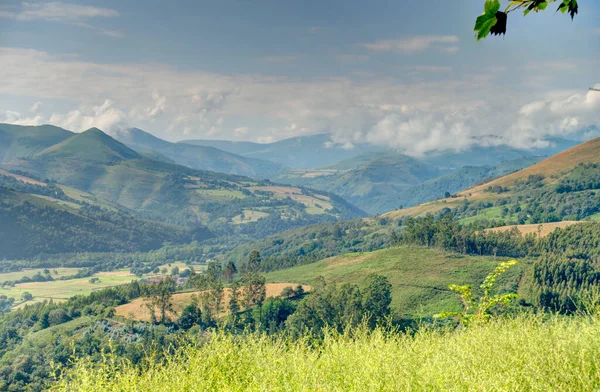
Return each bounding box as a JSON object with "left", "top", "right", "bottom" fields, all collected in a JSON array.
[{"left": 53, "top": 314, "right": 600, "bottom": 391}]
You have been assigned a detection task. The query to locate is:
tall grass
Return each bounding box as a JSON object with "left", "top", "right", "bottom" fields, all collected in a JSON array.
[{"left": 53, "top": 315, "right": 600, "bottom": 391}]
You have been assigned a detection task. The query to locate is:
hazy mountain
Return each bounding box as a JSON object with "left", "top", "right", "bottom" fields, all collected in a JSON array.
[
  {"left": 180, "top": 134, "right": 383, "bottom": 168},
  {"left": 113, "top": 128, "right": 285, "bottom": 178}
]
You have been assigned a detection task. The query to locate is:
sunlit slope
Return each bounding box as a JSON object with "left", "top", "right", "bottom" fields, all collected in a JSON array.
[
  {"left": 384, "top": 138, "right": 600, "bottom": 221},
  {"left": 266, "top": 246, "right": 524, "bottom": 318}
]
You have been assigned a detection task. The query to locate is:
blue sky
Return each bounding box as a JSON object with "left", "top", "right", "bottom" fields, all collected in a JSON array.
[{"left": 0, "top": 0, "right": 598, "bottom": 154}]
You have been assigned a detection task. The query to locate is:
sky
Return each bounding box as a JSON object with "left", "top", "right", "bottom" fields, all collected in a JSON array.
[{"left": 0, "top": 0, "right": 599, "bottom": 155}]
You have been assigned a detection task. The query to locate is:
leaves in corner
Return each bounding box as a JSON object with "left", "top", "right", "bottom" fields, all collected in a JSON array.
[
  {"left": 557, "top": 0, "right": 578, "bottom": 20},
  {"left": 474, "top": 0, "right": 501, "bottom": 40}
]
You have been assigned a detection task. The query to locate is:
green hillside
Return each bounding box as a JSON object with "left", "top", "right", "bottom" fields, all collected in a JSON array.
[
  {"left": 37, "top": 128, "right": 140, "bottom": 163},
  {"left": 395, "top": 156, "right": 544, "bottom": 208},
  {"left": 0, "top": 182, "right": 210, "bottom": 259},
  {"left": 0, "top": 123, "right": 72, "bottom": 162},
  {"left": 266, "top": 246, "right": 523, "bottom": 318}
]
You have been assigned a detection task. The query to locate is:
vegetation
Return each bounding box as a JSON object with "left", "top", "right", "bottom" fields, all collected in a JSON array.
[
  {"left": 54, "top": 314, "right": 600, "bottom": 391},
  {"left": 475, "top": 0, "right": 579, "bottom": 40}
]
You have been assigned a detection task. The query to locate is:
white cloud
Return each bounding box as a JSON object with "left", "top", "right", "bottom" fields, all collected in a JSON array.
[
  {"left": 30, "top": 101, "right": 42, "bottom": 112},
  {"left": 0, "top": 2, "right": 121, "bottom": 37},
  {"left": 234, "top": 126, "right": 248, "bottom": 136},
  {"left": 359, "top": 35, "right": 459, "bottom": 54},
  {"left": 0, "top": 47, "right": 597, "bottom": 155}
]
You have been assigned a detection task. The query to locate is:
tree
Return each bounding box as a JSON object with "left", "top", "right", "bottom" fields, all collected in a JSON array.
[
  {"left": 229, "top": 281, "right": 241, "bottom": 326},
  {"left": 143, "top": 277, "right": 176, "bottom": 324},
  {"left": 178, "top": 303, "right": 202, "bottom": 330},
  {"left": 362, "top": 275, "right": 392, "bottom": 327},
  {"left": 475, "top": 0, "right": 579, "bottom": 40},
  {"left": 21, "top": 292, "right": 33, "bottom": 301},
  {"left": 243, "top": 272, "right": 267, "bottom": 325},
  {"left": 247, "top": 250, "right": 262, "bottom": 273},
  {"left": 223, "top": 261, "right": 238, "bottom": 283}
]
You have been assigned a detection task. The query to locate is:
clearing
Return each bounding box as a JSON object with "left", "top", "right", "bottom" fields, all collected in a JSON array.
[{"left": 115, "top": 282, "right": 309, "bottom": 322}]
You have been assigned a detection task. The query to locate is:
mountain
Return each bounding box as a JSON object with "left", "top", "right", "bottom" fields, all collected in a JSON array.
[
  {"left": 180, "top": 134, "right": 383, "bottom": 168},
  {"left": 270, "top": 139, "right": 577, "bottom": 215},
  {"left": 0, "top": 123, "right": 72, "bottom": 162},
  {"left": 384, "top": 137, "right": 600, "bottom": 225},
  {"left": 273, "top": 153, "right": 443, "bottom": 214},
  {"left": 422, "top": 139, "right": 578, "bottom": 170},
  {"left": 113, "top": 128, "right": 285, "bottom": 177},
  {"left": 0, "top": 125, "right": 365, "bottom": 241},
  {"left": 0, "top": 171, "right": 212, "bottom": 259},
  {"left": 394, "top": 156, "right": 545, "bottom": 208},
  {"left": 38, "top": 128, "right": 141, "bottom": 163}
]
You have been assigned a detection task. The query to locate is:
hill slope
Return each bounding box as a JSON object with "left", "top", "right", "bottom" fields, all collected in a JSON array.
[
  {"left": 0, "top": 177, "right": 210, "bottom": 259},
  {"left": 114, "top": 128, "right": 285, "bottom": 177},
  {"left": 0, "top": 123, "right": 72, "bottom": 162},
  {"left": 384, "top": 138, "right": 600, "bottom": 225},
  {"left": 265, "top": 246, "right": 523, "bottom": 318}
]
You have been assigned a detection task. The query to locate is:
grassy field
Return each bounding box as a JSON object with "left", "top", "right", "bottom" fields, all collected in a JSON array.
[
  {"left": 0, "top": 275, "right": 138, "bottom": 302},
  {"left": 250, "top": 186, "right": 333, "bottom": 214},
  {"left": 486, "top": 221, "right": 582, "bottom": 237},
  {"left": 115, "top": 283, "right": 308, "bottom": 322},
  {"left": 195, "top": 189, "right": 248, "bottom": 199},
  {"left": 0, "top": 268, "right": 80, "bottom": 284},
  {"left": 232, "top": 209, "right": 270, "bottom": 224},
  {"left": 2, "top": 262, "right": 206, "bottom": 306},
  {"left": 53, "top": 314, "right": 600, "bottom": 392},
  {"left": 266, "top": 246, "right": 524, "bottom": 318}
]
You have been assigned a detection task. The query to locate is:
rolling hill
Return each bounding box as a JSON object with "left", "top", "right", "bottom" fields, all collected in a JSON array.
[
  {"left": 265, "top": 245, "right": 524, "bottom": 318},
  {"left": 384, "top": 137, "right": 600, "bottom": 225},
  {"left": 0, "top": 126, "right": 365, "bottom": 240},
  {"left": 113, "top": 128, "right": 285, "bottom": 177},
  {"left": 0, "top": 174, "right": 211, "bottom": 259}
]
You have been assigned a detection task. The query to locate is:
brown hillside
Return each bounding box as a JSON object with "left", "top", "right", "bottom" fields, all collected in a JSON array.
[
  {"left": 462, "top": 137, "right": 600, "bottom": 196},
  {"left": 383, "top": 138, "right": 600, "bottom": 220}
]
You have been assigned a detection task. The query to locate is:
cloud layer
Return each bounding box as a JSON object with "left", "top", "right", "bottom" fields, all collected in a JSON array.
[
  {"left": 0, "top": 2, "right": 121, "bottom": 37},
  {"left": 0, "top": 47, "right": 598, "bottom": 155}
]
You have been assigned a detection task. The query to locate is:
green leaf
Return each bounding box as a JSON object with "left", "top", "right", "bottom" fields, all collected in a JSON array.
[
  {"left": 484, "top": 0, "right": 501, "bottom": 14},
  {"left": 474, "top": 0, "right": 501, "bottom": 40}
]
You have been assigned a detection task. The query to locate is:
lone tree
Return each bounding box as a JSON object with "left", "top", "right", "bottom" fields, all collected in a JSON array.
[{"left": 475, "top": 0, "right": 579, "bottom": 40}]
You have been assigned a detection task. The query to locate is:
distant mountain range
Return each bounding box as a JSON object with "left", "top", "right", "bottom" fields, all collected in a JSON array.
[
  {"left": 180, "top": 134, "right": 383, "bottom": 169},
  {"left": 112, "top": 128, "right": 285, "bottom": 178},
  {"left": 270, "top": 140, "right": 577, "bottom": 214}
]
